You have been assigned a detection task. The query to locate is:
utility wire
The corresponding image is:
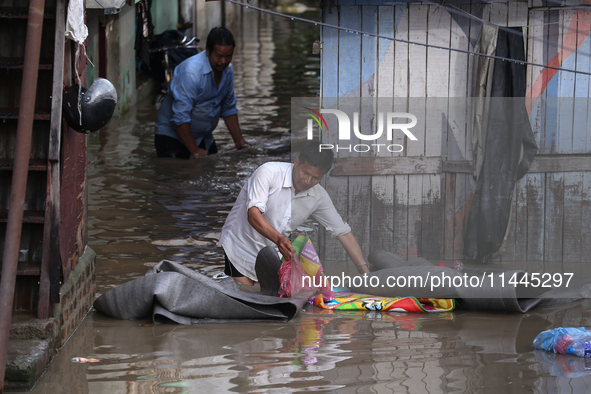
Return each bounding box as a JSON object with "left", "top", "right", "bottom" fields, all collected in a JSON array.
[{"left": 225, "top": 0, "right": 591, "bottom": 76}]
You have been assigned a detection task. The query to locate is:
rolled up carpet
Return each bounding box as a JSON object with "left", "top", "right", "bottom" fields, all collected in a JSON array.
[{"left": 93, "top": 260, "right": 309, "bottom": 324}]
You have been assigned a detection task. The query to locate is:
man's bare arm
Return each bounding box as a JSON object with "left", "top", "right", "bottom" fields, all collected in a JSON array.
[
  {"left": 247, "top": 206, "right": 291, "bottom": 258},
  {"left": 224, "top": 114, "right": 248, "bottom": 149},
  {"left": 337, "top": 232, "right": 370, "bottom": 274}
]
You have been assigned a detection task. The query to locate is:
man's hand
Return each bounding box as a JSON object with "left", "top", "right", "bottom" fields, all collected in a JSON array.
[
  {"left": 247, "top": 206, "right": 291, "bottom": 258},
  {"left": 224, "top": 115, "right": 249, "bottom": 151},
  {"left": 190, "top": 147, "right": 209, "bottom": 158},
  {"left": 235, "top": 138, "right": 249, "bottom": 150},
  {"left": 359, "top": 264, "right": 371, "bottom": 274},
  {"left": 274, "top": 234, "right": 292, "bottom": 259},
  {"left": 337, "top": 232, "right": 369, "bottom": 274},
  {"left": 175, "top": 123, "right": 202, "bottom": 157}
]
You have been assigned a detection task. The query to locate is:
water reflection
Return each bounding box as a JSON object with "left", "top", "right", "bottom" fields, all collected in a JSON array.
[
  {"left": 24, "top": 5, "right": 591, "bottom": 394},
  {"left": 30, "top": 301, "right": 591, "bottom": 393}
]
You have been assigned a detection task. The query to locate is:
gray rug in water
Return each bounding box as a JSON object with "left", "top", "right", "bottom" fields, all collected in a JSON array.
[
  {"left": 93, "top": 260, "right": 310, "bottom": 324},
  {"left": 94, "top": 254, "right": 590, "bottom": 322}
]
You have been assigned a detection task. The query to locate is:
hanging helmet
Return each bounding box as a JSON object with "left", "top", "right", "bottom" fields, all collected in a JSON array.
[{"left": 62, "top": 78, "right": 117, "bottom": 134}]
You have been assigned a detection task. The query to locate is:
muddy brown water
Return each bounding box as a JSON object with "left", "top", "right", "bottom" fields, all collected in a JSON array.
[{"left": 27, "top": 9, "right": 591, "bottom": 394}]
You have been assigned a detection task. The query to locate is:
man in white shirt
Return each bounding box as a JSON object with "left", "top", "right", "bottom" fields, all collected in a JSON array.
[{"left": 218, "top": 141, "right": 370, "bottom": 295}]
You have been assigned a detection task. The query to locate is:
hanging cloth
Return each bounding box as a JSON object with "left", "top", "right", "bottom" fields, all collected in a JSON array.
[
  {"left": 65, "top": 0, "right": 88, "bottom": 45},
  {"left": 135, "top": 0, "right": 155, "bottom": 71},
  {"left": 64, "top": 0, "right": 90, "bottom": 127},
  {"left": 464, "top": 26, "right": 538, "bottom": 263}
]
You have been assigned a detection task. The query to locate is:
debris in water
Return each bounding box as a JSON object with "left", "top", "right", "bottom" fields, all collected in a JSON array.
[
  {"left": 213, "top": 272, "right": 229, "bottom": 279},
  {"left": 71, "top": 357, "right": 99, "bottom": 363}
]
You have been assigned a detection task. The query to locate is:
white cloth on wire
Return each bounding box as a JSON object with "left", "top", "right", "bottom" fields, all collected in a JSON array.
[
  {"left": 65, "top": 0, "right": 88, "bottom": 45},
  {"left": 65, "top": 0, "right": 89, "bottom": 127}
]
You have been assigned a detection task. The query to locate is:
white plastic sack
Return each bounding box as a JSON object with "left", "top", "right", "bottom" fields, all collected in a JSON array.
[
  {"left": 65, "top": 0, "right": 88, "bottom": 45},
  {"left": 87, "top": 0, "right": 127, "bottom": 12}
]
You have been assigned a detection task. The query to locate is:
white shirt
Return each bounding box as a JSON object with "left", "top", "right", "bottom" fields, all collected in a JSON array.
[{"left": 218, "top": 162, "right": 351, "bottom": 281}]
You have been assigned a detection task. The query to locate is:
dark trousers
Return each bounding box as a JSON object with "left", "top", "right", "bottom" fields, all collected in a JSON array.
[
  {"left": 155, "top": 134, "right": 218, "bottom": 159},
  {"left": 224, "top": 246, "right": 283, "bottom": 297}
]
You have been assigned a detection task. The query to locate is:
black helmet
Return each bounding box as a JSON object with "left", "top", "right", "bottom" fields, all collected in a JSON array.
[{"left": 62, "top": 78, "right": 117, "bottom": 134}]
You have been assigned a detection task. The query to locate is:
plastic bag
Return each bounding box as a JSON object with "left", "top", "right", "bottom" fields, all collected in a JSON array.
[
  {"left": 278, "top": 253, "right": 309, "bottom": 298},
  {"left": 277, "top": 233, "right": 333, "bottom": 298},
  {"left": 534, "top": 327, "right": 591, "bottom": 356}
]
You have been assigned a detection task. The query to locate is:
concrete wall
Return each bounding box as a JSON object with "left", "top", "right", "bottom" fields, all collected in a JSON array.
[
  {"left": 152, "top": 0, "right": 179, "bottom": 33},
  {"left": 179, "top": 0, "right": 194, "bottom": 37},
  {"left": 195, "top": 1, "right": 240, "bottom": 44},
  {"left": 104, "top": 5, "right": 136, "bottom": 115},
  {"left": 94, "top": 0, "right": 179, "bottom": 115}
]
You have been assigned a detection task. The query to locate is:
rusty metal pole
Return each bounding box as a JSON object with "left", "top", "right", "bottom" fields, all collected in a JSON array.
[{"left": 0, "top": 0, "right": 46, "bottom": 389}]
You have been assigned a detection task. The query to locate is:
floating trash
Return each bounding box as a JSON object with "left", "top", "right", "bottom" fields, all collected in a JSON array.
[
  {"left": 534, "top": 327, "right": 591, "bottom": 357},
  {"left": 213, "top": 272, "right": 229, "bottom": 279},
  {"left": 71, "top": 357, "right": 99, "bottom": 363}
]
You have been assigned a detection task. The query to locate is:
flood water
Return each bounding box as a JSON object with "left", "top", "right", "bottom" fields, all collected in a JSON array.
[{"left": 27, "top": 6, "right": 591, "bottom": 394}]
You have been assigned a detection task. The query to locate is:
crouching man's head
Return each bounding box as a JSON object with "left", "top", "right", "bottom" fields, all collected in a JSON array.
[{"left": 293, "top": 141, "right": 334, "bottom": 194}]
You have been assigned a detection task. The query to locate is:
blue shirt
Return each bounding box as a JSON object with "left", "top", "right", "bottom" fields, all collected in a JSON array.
[{"left": 154, "top": 51, "right": 238, "bottom": 150}]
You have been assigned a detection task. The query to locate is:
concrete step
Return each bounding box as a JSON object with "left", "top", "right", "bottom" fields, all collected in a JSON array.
[
  {"left": 4, "top": 314, "right": 58, "bottom": 392},
  {"left": 5, "top": 338, "right": 56, "bottom": 392},
  {"left": 9, "top": 314, "right": 58, "bottom": 340}
]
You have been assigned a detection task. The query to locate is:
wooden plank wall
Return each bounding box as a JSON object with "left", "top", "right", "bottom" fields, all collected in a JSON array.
[
  {"left": 320, "top": 1, "right": 478, "bottom": 262},
  {"left": 521, "top": 3, "right": 591, "bottom": 265},
  {"left": 320, "top": 0, "right": 591, "bottom": 263}
]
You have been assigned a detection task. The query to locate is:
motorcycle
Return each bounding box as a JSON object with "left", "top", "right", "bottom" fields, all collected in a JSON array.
[{"left": 150, "top": 30, "right": 202, "bottom": 108}]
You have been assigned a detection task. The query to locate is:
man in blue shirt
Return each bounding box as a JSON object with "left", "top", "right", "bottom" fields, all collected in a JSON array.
[{"left": 155, "top": 27, "right": 248, "bottom": 158}]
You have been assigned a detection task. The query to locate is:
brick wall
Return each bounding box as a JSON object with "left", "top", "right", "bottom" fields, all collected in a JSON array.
[
  {"left": 54, "top": 247, "right": 96, "bottom": 347},
  {"left": 5, "top": 247, "right": 96, "bottom": 390}
]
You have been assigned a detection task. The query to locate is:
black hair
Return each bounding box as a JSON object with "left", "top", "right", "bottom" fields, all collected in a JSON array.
[
  {"left": 298, "top": 140, "right": 334, "bottom": 174},
  {"left": 206, "top": 27, "right": 236, "bottom": 52}
]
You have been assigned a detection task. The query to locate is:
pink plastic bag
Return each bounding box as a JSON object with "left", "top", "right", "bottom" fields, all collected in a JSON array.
[
  {"left": 278, "top": 253, "right": 310, "bottom": 298},
  {"left": 277, "top": 233, "right": 333, "bottom": 298},
  {"left": 277, "top": 257, "right": 292, "bottom": 296}
]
